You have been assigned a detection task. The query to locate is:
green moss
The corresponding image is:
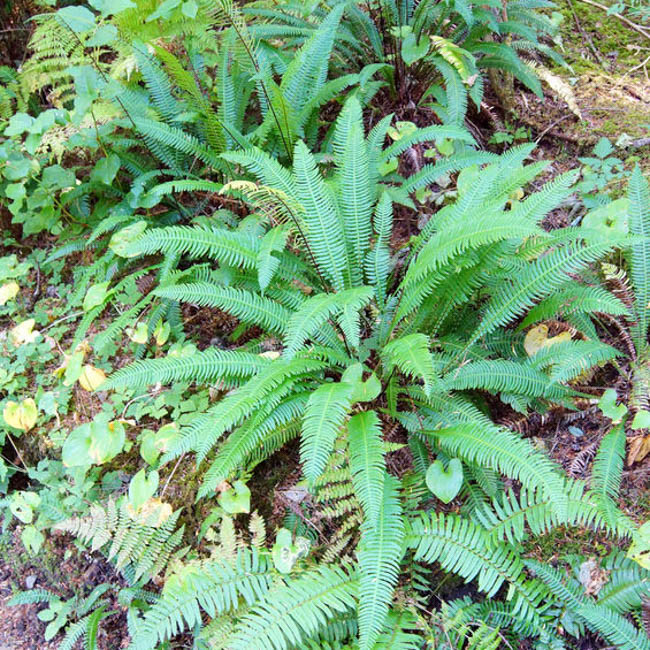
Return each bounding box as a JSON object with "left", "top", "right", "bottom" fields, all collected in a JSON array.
[
  {"left": 525, "top": 526, "right": 613, "bottom": 561},
  {"left": 556, "top": 0, "right": 642, "bottom": 73}
]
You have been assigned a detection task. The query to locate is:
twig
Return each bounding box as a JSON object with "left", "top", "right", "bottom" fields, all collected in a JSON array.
[
  {"left": 42, "top": 310, "right": 83, "bottom": 332},
  {"left": 5, "top": 432, "right": 27, "bottom": 468},
  {"left": 535, "top": 114, "right": 576, "bottom": 143},
  {"left": 161, "top": 454, "right": 186, "bottom": 498},
  {"left": 567, "top": 0, "right": 607, "bottom": 66},
  {"left": 577, "top": 0, "right": 650, "bottom": 40}
]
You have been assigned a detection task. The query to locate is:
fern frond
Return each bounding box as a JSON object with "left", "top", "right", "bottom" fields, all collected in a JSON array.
[
  {"left": 292, "top": 139, "right": 350, "bottom": 290},
  {"left": 155, "top": 283, "right": 290, "bottom": 335},
  {"left": 103, "top": 349, "right": 269, "bottom": 390},
  {"left": 527, "top": 560, "right": 650, "bottom": 650},
  {"left": 348, "top": 410, "right": 386, "bottom": 523},
  {"left": 284, "top": 286, "right": 374, "bottom": 358},
  {"left": 126, "top": 226, "right": 259, "bottom": 269},
  {"left": 229, "top": 563, "right": 358, "bottom": 650},
  {"left": 626, "top": 167, "right": 650, "bottom": 346},
  {"left": 589, "top": 424, "right": 626, "bottom": 527},
  {"left": 132, "top": 550, "right": 273, "bottom": 649},
  {"left": 357, "top": 475, "right": 405, "bottom": 650},
  {"left": 383, "top": 334, "right": 439, "bottom": 396},
  {"left": 428, "top": 422, "right": 567, "bottom": 516},
  {"left": 472, "top": 239, "right": 617, "bottom": 343},
  {"left": 443, "top": 359, "right": 572, "bottom": 400},
  {"left": 301, "top": 382, "right": 355, "bottom": 483},
  {"left": 408, "top": 512, "right": 549, "bottom": 625}
]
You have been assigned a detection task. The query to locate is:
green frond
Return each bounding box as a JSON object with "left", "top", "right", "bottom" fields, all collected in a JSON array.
[
  {"left": 473, "top": 480, "right": 630, "bottom": 544},
  {"left": 383, "top": 334, "right": 439, "bottom": 396},
  {"left": 199, "top": 392, "right": 309, "bottom": 498},
  {"left": 527, "top": 560, "right": 650, "bottom": 650},
  {"left": 596, "top": 552, "right": 650, "bottom": 613},
  {"left": 125, "top": 226, "right": 260, "bottom": 269},
  {"left": 402, "top": 152, "right": 498, "bottom": 194},
  {"left": 279, "top": 4, "right": 345, "bottom": 117},
  {"left": 380, "top": 124, "right": 475, "bottom": 162},
  {"left": 472, "top": 239, "right": 617, "bottom": 343},
  {"left": 407, "top": 512, "right": 549, "bottom": 625},
  {"left": 333, "top": 97, "right": 372, "bottom": 286},
  {"left": 520, "top": 285, "right": 630, "bottom": 329},
  {"left": 443, "top": 359, "right": 572, "bottom": 400},
  {"left": 229, "top": 563, "right": 358, "bottom": 650},
  {"left": 357, "top": 475, "right": 405, "bottom": 650},
  {"left": 626, "top": 167, "right": 650, "bottom": 346},
  {"left": 348, "top": 410, "right": 386, "bottom": 523},
  {"left": 292, "top": 139, "right": 350, "bottom": 290},
  {"left": 223, "top": 147, "right": 297, "bottom": 198},
  {"left": 102, "top": 349, "right": 270, "bottom": 391},
  {"left": 374, "top": 608, "right": 423, "bottom": 650},
  {"left": 155, "top": 283, "right": 290, "bottom": 335},
  {"left": 301, "top": 382, "right": 355, "bottom": 483},
  {"left": 54, "top": 500, "right": 183, "bottom": 582},
  {"left": 166, "top": 358, "right": 327, "bottom": 468},
  {"left": 589, "top": 424, "right": 626, "bottom": 527},
  {"left": 131, "top": 550, "right": 273, "bottom": 649},
  {"left": 8, "top": 588, "right": 58, "bottom": 606},
  {"left": 284, "top": 286, "right": 374, "bottom": 358},
  {"left": 526, "top": 340, "right": 620, "bottom": 384},
  {"left": 428, "top": 422, "right": 567, "bottom": 516},
  {"left": 133, "top": 118, "right": 226, "bottom": 172},
  {"left": 365, "top": 192, "right": 393, "bottom": 305}
]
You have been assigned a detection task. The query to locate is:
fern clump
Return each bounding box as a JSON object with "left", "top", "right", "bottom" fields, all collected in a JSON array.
[{"left": 99, "top": 95, "right": 647, "bottom": 649}]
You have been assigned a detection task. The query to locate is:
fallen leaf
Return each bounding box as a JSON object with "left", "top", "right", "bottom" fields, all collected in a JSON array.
[
  {"left": 0, "top": 281, "right": 19, "bottom": 305},
  {"left": 627, "top": 435, "right": 650, "bottom": 466},
  {"left": 524, "top": 324, "right": 572, "bottom": 356},
  {"left": 9, "top": 319, "right": 39, "bottom": 346},
  {"left": 78, "top": 364, "right": 107, "bottom": 391},
  {"left": 127, "top": 497, "right": 173, "bottom": 527},
  {"left": 578, "top": 558, "right": 610, "bottom": 596},
  {"left": 3, "top": 398, "right": 38, "bottom": 431},
  {"left": 126, "top": 322, "right": 148, "bottom": 344}
]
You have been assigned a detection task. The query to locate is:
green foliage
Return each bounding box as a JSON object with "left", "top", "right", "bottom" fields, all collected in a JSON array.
[{"left": 2, "top": 2, "right": 649, "bottom": 649}]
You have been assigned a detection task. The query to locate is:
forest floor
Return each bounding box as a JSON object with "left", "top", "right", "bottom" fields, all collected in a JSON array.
[{"left": 0, "top": 1, "right": 649, "bottom": 648}]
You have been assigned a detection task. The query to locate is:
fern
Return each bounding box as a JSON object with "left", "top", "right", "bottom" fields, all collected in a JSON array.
[
  {"left": 228, "top": 563, "right": 358, "bottom": 650},
  {"left": 54, "top": 500, "right": 183, "bottom": 581},
  {"left": 132, "top": 549, "right": 274, "bottom": 649},
  {"left": 626, "top": 166, "right": 650, "bottom": 348}
]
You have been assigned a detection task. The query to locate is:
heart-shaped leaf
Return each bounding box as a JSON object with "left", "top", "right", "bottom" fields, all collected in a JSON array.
[
  {"left": 599, "top": 388, "right": 627, "bottom": 423},
  {"left": 3, "top": 398, "right": 38, "bottom": 432},
  {"left": 631, "top": 410, "right": 650, "bottom": 430},
  {"left": 128, "top": 469, "right": 159, "bottom": 511},
  {"left": 426, "top": 458, "right": 463, "bottom": 503},
  {"left": 218, "top": 480, "right": 250, "bottom": 514}
]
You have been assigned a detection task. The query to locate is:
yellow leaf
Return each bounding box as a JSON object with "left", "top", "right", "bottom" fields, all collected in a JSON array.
[
  {"left": 0, "top": 282, "right": 19, "bottom": 305},
  {"left": 524, "top": 324, "right": 572, "bottom": 356},
  {"left": 78, "top": 365, "right": 107, "bottom": 391},
  {"left": 126, "top": 322, "right": 148, "bottom": 344},
  {"left": 3, "top": 398, "right": 38, "bottom": 432},
  {"left": 9, "top": 319, "right": 39, "bottom": 346},
  {"left": 259, "top": 350, "right": 281, "bottom": 360},
  {"left": 126, "top": 498, "right": 173, "bottom": 527}
]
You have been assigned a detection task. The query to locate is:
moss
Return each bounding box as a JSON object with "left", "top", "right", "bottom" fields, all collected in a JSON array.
[
  {"left": 555, "top": 0, "right": 643, "bottom": 75},
  {"left": 525, "top": 526, "right": 613, "bottom": 561}
]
